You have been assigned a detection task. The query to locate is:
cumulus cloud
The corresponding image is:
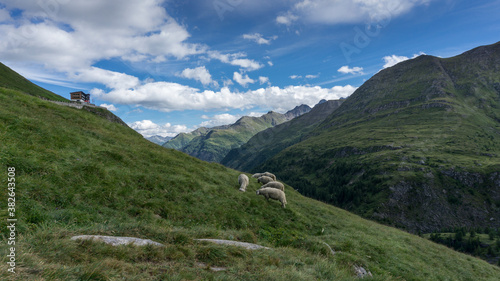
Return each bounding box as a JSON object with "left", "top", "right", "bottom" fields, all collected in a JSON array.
[
  {"left": 282, "top": 0, "right": 432, "bottom": 25},
  {"left": 382, "top": 53, "right": 424, "bottom": 69},
  {"left": 338, "top": 65, "right": 364, "bottom": 74},
  {"left": 92, "top": 70, "right": 356, "bottom": 113},
  {"left": 0, "top": 0, "right": 263, "bottom": 89},
  {"left": 0, "top": 1, "right": 203, "bottom": 72},
  {"left": 100, "top": 103, "right": 118, "bottom": 111},
  {"left": 128, "top": 120, "right": 190, "bottom": 138},
  {"left": 243, "top": 33, "right": 278, "bottom": 45},
  {"left": 177, "top": 66, "right": 216, "bottom": 86},
  {"left": 233, "top": 72, "right": 255, "bottom": 87},
  {"left": 200, "top": 113, "right": 241, "bottom": 127},
  {"left": 259, "top": 76, "right": 270, "bottom": 85},
  {"left": 290, "top": 75, "right": 302, "bottom": 79}
]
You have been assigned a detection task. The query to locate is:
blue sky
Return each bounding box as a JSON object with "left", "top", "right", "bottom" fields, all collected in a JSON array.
[{"left": 0, "top": 0, "right": 499, "bottom": 137}]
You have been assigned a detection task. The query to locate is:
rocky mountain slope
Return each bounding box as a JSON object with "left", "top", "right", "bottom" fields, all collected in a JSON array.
[
  {"left": 163, "top": 105, "right": 311, "bottom": 162},
  {"left": 2, "top": 63, "right": 499, "bottom": 280},
  {"left": 222, "top": 99, "right": 344, "bottom": 171},
  {"left": 245, "top": 42, "right": 500, "bottom": 233}
]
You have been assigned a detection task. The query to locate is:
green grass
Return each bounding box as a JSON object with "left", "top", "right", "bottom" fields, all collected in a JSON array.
[{"left": 1, "top": 87, "right": 499, "bottom": 280}]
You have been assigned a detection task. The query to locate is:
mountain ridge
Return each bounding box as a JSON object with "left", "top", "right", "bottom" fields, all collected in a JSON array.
[
  {"left": 222, "top": 99, "right": 344, "bottom": 171},
  {"left": 163, "top": 104, "right": 312, "bottom": 162},
  {"left": 246, "top": 41, "right": 500, "bottom": 232}
]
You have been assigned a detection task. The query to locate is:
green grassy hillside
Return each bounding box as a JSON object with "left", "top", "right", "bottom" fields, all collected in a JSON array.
[
  {"left": 1, "top": 77, "right": 499, "bottom": 279},
  {"left": 257, "top": 42, "right": 500, "bottom": 233},
  {"left": 222, "top": 100, "right": 344, "bottom": 172},
  {"left": 0, "top": 62, "right": 67, "bottom": 101}
]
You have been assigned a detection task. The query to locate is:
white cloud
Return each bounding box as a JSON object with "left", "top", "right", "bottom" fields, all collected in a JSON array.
[
  {"left": 382, "top": 55, "right": 409, "bottom": 69},
  {"left": 284, "top": 0, "right": 432, "bottom": 25},
  {"left": 200, "top": 113, "right": 241, "bottom": 127},
  {"left": 233, "top": 72, "right": 255, "bottom": 87},
  {"left": 208, "top": 51, "right": 263, "bottom": 71},
  {"left": 72, "top": 67, "right": 140, "bottom": 89},
  {"left": 100, "top": 103, "right": 118, "bottom": 111},
  {"left": 290, "top": 74, "right": 319, "bottom": 79},
  {"left": 128, "top": 120, "right": 190, "bottom": 138},
  {"left": 338, "top": 65, "right": 364, "bottom": 74},
  {"left": 382, "top": 53, "right": 424, "bottom": 69},
  {"left": 0, "top": 1, "right": 204, "bottom": 72},
  {"left": 243, "top": 33, "right": 277, "bottom": 45},
  {"left": 276, "top": 12, "right": 298, "bottom": 26},
  {"left": 267, "top": 61, "right": 274, "bottom": 66},
  {"left": 93, "top": 71, "right": 357, "bottom": 113},
  {"left": 259, "top": 76, "right": 270, "bottom": 85},
  {"left": 177, "top": 66, "right": 216, "bottom": 86}
]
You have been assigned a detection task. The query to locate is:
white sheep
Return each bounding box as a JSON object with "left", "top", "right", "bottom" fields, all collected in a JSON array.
[
  {"left": 261, "top": 181, "right": 284, "bottom": 191},
  {"left": 257, "top": 176, "right": 274, "bottom": 185},
  {"left": 256, "top": 187, "right": 287, "bottom": 208},
  {"left": 238, "top": 174, "right": 249, "bottom": 192},
  {"left": 252, "top": 173, "right": 264, "bottom": 178},
  {"left": 263, "top": 172, "right": 276, "bottom": 181},
  {"left": 252, "top": 172, "right": 276, "bottom": 181}
]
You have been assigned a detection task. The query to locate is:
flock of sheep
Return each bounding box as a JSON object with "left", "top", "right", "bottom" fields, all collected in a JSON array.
[{"left": 238, "top": 172, "right": 287, "bottom": 208}]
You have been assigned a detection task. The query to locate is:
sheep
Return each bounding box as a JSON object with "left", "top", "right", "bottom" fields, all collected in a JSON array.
[
  {"left": 252, "top": 172, "right": 276, "bottom": 181},
  {"left": 261, "top": 181, "right": 284, "bottom": 192},
  {"left": 252, "top": 173, "right": 264, "bottom": 178},
  {"left": 238, "top": 174, "right": 249, "bottom": 192},
  {"left": 256, "top": 187, "right": 287, "bottom": 208},
  {"left": 263, "top": 172, "right": 276, "bottom": 181},
  {"left": 257, "top": 176, "right": 274, "bottom": 185}
]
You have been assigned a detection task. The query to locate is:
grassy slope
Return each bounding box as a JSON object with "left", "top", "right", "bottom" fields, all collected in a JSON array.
[
  {"left": 258, "top": 43, "right": 500, "bottom": 232},
  {"left": 169, "top": 112, "right": 289, "bottom": 163},
  {"left": 0, "top": 62, "right": 67, "bottom": 102},
  {"left": 222, "top": 100, "right": 344, "bottom": 172},
  {"left": 1, "top": 88, "right": 499, "bottom": 280}
]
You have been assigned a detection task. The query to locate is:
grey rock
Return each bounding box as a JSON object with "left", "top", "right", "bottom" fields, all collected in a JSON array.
[
  {"left": 194, "top": 239, "right": 270, "bottom": 250},
  {"left": 71, "top": 235, "right": 164, "bottom": 247}
]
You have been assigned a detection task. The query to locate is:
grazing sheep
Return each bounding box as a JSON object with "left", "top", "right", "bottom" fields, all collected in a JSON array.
[
  {"left": 256, "top": 187, "right": 287, "bottom": 208},
  {"left": 253, "top": 172, "right": 277, "bottom": 181},
  {"left": 257, "top": 176, "right": 274, "bottom": 185},
  {"left": 261, "top": 181, "right": 284, "bottom": 191},
  {"left": 238, "top": 174, "right": 249, "bottom": 192},
  {"left": 252, "top": 173, "right": 264, "bottom": 178},
  {"left": 263, "top": 172, "right": 276, "bottom": 181}
]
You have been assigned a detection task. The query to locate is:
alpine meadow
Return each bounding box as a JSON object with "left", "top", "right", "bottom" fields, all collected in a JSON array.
[{"left": 2, "top": 55, "right": 500, "bottom": 279}]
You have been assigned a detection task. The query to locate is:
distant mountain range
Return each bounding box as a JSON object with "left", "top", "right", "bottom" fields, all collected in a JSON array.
[
  {"left": 225, "top": 42, "right": 500, "bottom": 233},
  {"left": 163, "top": 104, "right": 312, "bottom": 162},
  {"left": 146, "top": 135, "right": 172, "bottom": 145}
]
